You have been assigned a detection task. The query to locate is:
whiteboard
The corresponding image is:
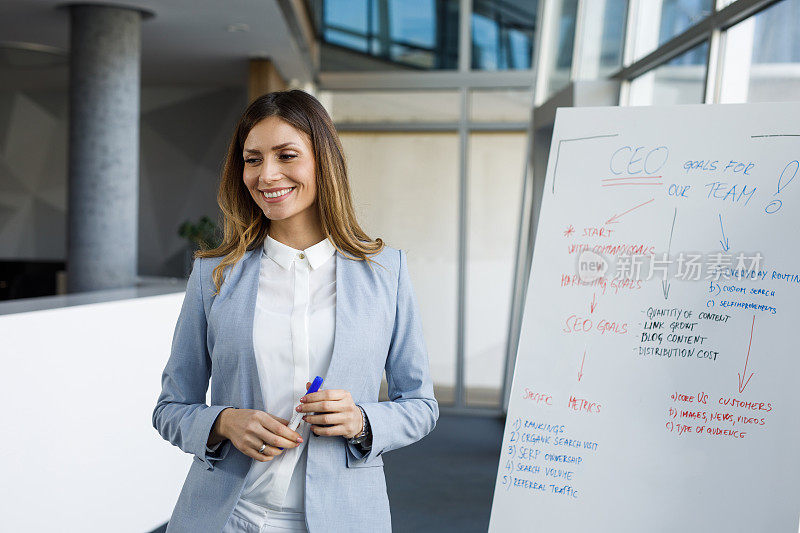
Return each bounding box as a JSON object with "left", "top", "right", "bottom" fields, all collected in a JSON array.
[{"left": 490, "top": 102, "right": 800, "bottom": 533}]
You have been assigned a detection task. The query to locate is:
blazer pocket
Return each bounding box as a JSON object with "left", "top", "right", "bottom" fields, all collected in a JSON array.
[{"left": 345, "top": 445, "right": 384, "bottom": 468}]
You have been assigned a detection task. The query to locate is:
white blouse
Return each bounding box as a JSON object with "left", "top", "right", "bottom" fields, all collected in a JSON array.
[{"left": 212, "top": 233, "right": 337, "bottom": 513}]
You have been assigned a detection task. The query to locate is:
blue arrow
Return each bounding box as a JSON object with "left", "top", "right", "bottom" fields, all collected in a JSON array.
[{"left": 719, "top": 214, "right": 730, "bottom": 251}]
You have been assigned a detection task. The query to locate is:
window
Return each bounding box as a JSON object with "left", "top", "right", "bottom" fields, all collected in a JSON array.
[
  {"left": 471, "top": 0, "right": 537, "bottom": 70},
  {"left": 314, "top": 0, "right": 460, "bottom": 71},
  {"left": 628, "top": 40, "right": 709, "bottom": 105},
  {"left": 544, "top": 0, "right": 580, "bottom": 96},
  {"left": 628, "top": 0, "right": 713, "bottom": 62},
  {"left": 574, "top": 0, "right": 628, "bottom": 79},
  {"left": 720, "top": 0, "right": 800, "bottom": 103}
]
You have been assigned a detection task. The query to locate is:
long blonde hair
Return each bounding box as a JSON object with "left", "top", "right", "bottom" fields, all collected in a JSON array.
[{"left": 196, "top": 89, "right": 385, "bottom": 295}]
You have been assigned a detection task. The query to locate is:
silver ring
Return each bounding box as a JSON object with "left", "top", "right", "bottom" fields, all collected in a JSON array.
[{"left": 258, "top": 443, "right": 266, "bottom": 454}]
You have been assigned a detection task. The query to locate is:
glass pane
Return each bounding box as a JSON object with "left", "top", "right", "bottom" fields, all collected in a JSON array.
[
  {"left": 324, "top": 0, "right": 369, "bottom": 34},
  {"left": 574, "top": 0, "right": 629, "bottom": 79},
  {"left": 324, "top": 28, "right": 370, "bottom": 52},
  {"left": 468, "top": 88, "right": 532, "bottom": 122},
  {"left": 471, "top": 0, "right": 538, "bottom": 70},
  {"left": 339, "top": 132, "right": 459, "bottom": 402},
  {"left": 628, "top": 40, "right": 708, "bottom": 105},
  {"left": 630, "top": 0, "right": 713, "bottom": 61},
  {"left": 659, "top": 0, "right": 712, "bottom": 43},
  {"left": 465, "top": 132, "right": 526, "bottom": 407},
  {"left": 316, "top": 0, "right": 460, "bottom": 71},
  {"left": 720, "top": 0, "right": 800, "bottom": 103},
  {"left": 545, "top": 0, "right": 579, "bottom": 97},
  {"left": 319, "top": 90, "right": 461, "bottom": 123}
]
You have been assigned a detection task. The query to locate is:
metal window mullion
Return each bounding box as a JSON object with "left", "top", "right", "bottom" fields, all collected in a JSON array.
[
  {"left": 609, "top": 0, "right": 781, "bottom": 82},
  {"left": 612, "top": 25, "right": 712, "bottom": 81},
  {"left": 501, "top": 91, "right": 536, "bottom": 414},
  {"left": 621, "top": 0, "right": 640, "bottom": 67},
  {"left": 454, "top": 0, "right": 472, "bottom": 410},
  {"left": 317, "top": 70, "right": 535, "bottom": 90},
  {"left": 618, "top": 0, "right": 641, "bottom": 105},
  {"left": 529, "top": 0, "right": 546, "bottom": 93},
  {"left": 335, "top": 121, "right": 459, "bottom": 131},
  {"left": 467, "top": 121, "right": 528, "bottom": 131},
  {"left": 571, "top": 0, "right": 588, "bottom": 81},
  {"left": 455, "top": 85, "right": 469, "bottom": 409},
  {"left": 334, "top": 121, "right": 528, "bottom": 132},
  {"left": 533, "top": 0, "right": 557, "bottom": 105},
  {"left": 459, "top": 0, "right": 472, "bottom": 72},
  {"left": 704, "top": 27, "right": 724, "bottom": 103},
  {"left": 619, "top": 78, "right": 632, "bottom": 106}
]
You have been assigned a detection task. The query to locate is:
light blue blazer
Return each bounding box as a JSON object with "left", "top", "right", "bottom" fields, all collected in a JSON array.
[{"left": 152, "top": 243, "right": 439, "bottom": 532}]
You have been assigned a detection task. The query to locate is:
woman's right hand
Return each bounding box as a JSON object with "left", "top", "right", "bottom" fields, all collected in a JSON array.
[{"left": 219, "top": 408, "right": 303, "bottom": 462}]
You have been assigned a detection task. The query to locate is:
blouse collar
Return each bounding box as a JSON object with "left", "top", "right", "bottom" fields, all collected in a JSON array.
[{"left": 263, "top": 234, "right": 336, "bottom": 271}]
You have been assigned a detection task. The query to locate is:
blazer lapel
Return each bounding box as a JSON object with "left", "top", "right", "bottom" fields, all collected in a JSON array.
[
  {"left": 237, "top": 248, "right": 264, "bottom": 411},
  {"left": 238, "top": 247, "right": 355, "bottom": 411},
  {"left": 323, "top": 250, "right": 353, "bottom": 391}
]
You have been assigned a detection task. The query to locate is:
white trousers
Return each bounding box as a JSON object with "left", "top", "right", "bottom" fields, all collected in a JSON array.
[{"left": 222, "top": 497, "right": 308, "bottom": 533}]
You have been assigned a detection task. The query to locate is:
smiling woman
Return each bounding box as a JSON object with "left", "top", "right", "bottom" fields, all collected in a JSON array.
[
  {"left": 151, "top": 89, "right": 439, "bottom": 533},
  {"left": 242, "top": 119, "right": 315, "bottom": 221},
  {"left": 203, "top": 90, "right": 386, "bottom": 294}
]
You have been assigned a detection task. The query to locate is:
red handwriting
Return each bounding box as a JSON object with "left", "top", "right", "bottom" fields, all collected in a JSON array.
[
  {"left": 604, "top": 197, "right": 656, "bottom": 224},
  {"left": 563, "top": 315, "right": 628, "bottom": 335},
  {"left": 666, "top": 391, "right": 771, "bottom": 440},
  {"left": 567, "top": 395, "right": 601, "bottom": 414},
  {"left": 738, "top": 315, "right": 756, "bottom": 393},
  {"left": 566, "top": 243, "right": 656, "bottom": 256},
  {"left": 522, "top": 388, "right": 553, "bottom": 405},
  {"left": 718, "top": 397, "right": 772, "bottom": 411},
  {"left": 709, "top": 412, "right": 733, "bottom": 423},
  {"left": 669, "top": 391, "right": 708, "bottom": 403},
  {"left": 582, "top": 227, "right": 614, "bottom": 237},
  {"left": 602, "top": 177, "right": 663, "bottom": 187},
  {"left": 696, "top": 426, "right": 747, "bottom": 439}
]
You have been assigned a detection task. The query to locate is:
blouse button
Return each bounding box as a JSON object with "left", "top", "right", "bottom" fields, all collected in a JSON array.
[{"left": 299, "top": 253, "right": 305, "bottom": 259}]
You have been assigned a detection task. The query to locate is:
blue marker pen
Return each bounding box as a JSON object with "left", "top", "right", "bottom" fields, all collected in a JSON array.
[{"left": 279, "top": 376, "right": 324, "bottom": 449}]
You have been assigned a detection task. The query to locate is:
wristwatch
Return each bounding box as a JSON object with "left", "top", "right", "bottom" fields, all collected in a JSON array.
[{"left": 347, "top": 405, "right": 371, "bottom": 446}]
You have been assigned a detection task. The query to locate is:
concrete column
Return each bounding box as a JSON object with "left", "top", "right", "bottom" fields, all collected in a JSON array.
[{"left": 67, "top": 4, "right": 145, "bottom": 293}]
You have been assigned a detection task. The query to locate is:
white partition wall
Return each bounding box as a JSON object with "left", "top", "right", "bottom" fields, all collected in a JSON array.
[{"left": 0, "top": 292, "right": 194, "bottom": 532}]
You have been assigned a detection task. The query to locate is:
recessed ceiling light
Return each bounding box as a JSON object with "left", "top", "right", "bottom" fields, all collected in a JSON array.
[{"left": 227, "top": 23, "right": 251, "bottom": 32}]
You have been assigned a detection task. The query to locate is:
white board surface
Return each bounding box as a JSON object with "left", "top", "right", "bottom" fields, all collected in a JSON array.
[{"left": 490, "top": 102, "right": 800, "bottom": 533}]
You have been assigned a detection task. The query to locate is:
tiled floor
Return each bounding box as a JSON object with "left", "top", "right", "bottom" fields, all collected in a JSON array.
[{"left": 383, "top": 413, "right": 505, "bottom": 532}]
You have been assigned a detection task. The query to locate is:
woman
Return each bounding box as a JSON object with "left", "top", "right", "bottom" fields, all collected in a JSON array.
[{"left": 152, "top": 89, "right": 438, "bottom": 533}]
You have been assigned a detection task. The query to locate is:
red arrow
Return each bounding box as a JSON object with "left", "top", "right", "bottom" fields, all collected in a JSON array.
[
  {"left": 590, "top": 293, "right": 597, "bottom": 313},
  {"left": 605, "top": 198, "right": 655, "bottom": 225},
  {"left": 578, "top": 349, "right": 587, "bottom": 382},
  {"left": 738, "top": 315, "right": 756, "bottom": 393}
]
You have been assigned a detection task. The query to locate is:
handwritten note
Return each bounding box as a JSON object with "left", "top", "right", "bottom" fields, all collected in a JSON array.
[{"left": 489, "top": 103, "right": 800, "bottom": 533}]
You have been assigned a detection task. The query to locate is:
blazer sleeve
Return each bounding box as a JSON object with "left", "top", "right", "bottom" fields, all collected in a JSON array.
[
  {"left": 152, "top": 256, "right": 235, "bottom": 471},
  {"left": 348, "top": 248, "right": 439, "bottom": 461}
]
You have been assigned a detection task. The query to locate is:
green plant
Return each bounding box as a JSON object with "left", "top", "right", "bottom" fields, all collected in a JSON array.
[{"left": 178, "top": 216, "right": 221, "bottom": 250}]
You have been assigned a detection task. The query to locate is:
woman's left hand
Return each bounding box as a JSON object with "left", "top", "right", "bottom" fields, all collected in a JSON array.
[{"left": 296, "top": 382, "right": 363, "bottom": 439}]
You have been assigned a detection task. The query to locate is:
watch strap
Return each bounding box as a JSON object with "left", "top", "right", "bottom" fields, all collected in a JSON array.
[{"left": 347, "top": 405, "right": 370, "bottom": 444}]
